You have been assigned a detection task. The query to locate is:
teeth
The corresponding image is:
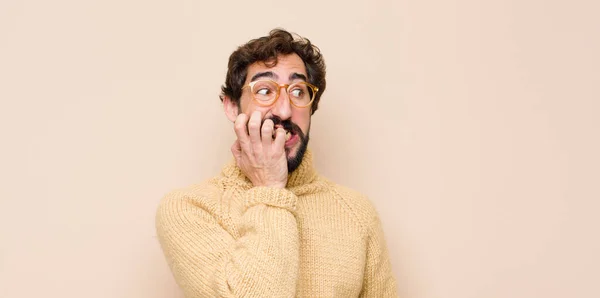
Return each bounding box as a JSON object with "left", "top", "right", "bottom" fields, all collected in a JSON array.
[{"left": 285, "top": 131, "right": 291, "bottom": 141}]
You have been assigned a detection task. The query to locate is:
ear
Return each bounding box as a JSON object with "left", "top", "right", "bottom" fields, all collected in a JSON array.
[{"left": 223, "top": 96, "right": 239, "bottom": 122}]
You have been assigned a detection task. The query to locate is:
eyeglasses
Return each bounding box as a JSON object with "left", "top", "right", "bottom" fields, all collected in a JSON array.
[{"left": 242, "top": 79, "right": 319, "bottom": 108}]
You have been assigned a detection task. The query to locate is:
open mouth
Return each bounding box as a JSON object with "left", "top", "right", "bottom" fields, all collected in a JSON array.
[
  {"left": 263, "top": 117, "right": 302, "bottom": 148},
  {"left": 273, "top": 125, "right": 294, "bottom": 141},
  {"left": 285, "top": 130, "right": 292, "bottom": 141}
]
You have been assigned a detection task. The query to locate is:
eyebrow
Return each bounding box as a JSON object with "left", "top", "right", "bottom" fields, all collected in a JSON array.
[
  {"left": 250, "top": 71, "right": 277, "bottom": 82},
  {"left": 289, "top": 73, "right": 307, "bottom": 82},
  {"left": 249, "top": 71, "right": 308, "bottom": 83}
]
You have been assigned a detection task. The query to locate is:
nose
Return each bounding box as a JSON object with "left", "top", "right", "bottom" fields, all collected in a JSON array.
[{"left": 270, "top": 86, "right": 292, "bottom": 120}]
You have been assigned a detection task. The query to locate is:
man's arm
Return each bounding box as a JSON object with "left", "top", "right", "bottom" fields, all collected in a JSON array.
[
  {"left": 157, "top": 110, "right": 298, "bottom": 297},
  {"left": 359, "top": 214, "right": 399, "bottom": 297},
  {"left": 156, "top": 185, "right": 299, "bottom": 297}
]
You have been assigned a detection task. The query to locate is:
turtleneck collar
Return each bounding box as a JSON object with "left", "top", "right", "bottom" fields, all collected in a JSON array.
[{"left": 221, "top": 149, "right": 318, "bottom": 189}]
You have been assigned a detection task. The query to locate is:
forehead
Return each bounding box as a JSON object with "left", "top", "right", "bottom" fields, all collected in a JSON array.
[{"left": 246, "top": 53, "right": 307, "bottom": 82}]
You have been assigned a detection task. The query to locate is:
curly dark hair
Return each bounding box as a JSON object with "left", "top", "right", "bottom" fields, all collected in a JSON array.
[{"left": 219, "top": 28, "right": 326, "bottom": 114}]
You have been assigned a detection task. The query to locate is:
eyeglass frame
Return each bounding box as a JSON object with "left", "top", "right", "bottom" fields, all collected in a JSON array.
[{"left": 241, "top": 79, "right": 320, "bottom": 108}]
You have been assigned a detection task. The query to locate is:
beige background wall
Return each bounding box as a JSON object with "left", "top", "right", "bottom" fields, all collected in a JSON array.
[{"left": 1, "top": 0, "right": 598, "bottom": 297}]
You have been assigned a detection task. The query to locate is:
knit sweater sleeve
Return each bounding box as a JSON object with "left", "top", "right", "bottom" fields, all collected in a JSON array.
[
  {"left": 155, "top": 186, "right": 300, "bottom": 297},
  {"left": 360, "top": 214, "right": 399, "bottom": 297}
]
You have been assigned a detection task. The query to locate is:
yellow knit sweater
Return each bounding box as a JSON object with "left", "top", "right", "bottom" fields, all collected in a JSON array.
[{"left": 156, "top": 150, "right": 398, "bottom": 297}]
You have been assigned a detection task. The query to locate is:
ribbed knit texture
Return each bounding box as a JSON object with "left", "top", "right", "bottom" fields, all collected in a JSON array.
[{"left": 156, "top": 150, "right": 398, "bottom": 297}]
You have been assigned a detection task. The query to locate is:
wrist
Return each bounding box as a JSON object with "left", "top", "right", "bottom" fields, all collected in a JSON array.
[
  {"left": 253, "top": 181, "right": 286, "bottom": 189},
  {"left": 245, "top": 186, "right": 298, "bottom": 214},
  {"left": 268, "top": 182, "right": 287, "bottom": 189}
]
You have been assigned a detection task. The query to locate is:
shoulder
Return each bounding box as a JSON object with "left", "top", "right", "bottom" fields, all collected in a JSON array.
[
  {"left": 156, "top": 177, "right": 225, "bottom": 225},
  {"left": 323, "top": 179, "right": 381, "bottom": 231}
]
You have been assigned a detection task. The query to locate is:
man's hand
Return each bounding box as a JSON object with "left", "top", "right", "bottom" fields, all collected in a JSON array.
[{"left": 231, "top": 111, "right": 288, "bottom": 188}]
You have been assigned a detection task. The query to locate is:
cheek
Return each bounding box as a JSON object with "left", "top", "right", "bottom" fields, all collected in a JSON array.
[
  {"left": 240, "top": 98, "right": 257, "bottom": 115},
  {"left": 243, "top": 103, "right": 272, "bottom": 117},
  {"left": 240, "top": 97, "right": 251, "bottom": 114},
  {"left": 240, "top": 94, "right": 264, "bottom": 115},
  {"left": 292, "top": 110, "right": 311, "bottom": 134}
]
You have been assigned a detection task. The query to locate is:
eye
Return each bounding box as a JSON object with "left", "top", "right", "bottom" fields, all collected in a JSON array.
[
  {"left": 290, "top": 88, "right": 304, "bottom": 97},
  {"left": 256, "top": 88, "right": 271, "bottom": 95}
]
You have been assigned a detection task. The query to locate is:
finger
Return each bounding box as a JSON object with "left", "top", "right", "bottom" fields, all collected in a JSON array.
[
  {"left": 234, "top": 113, "right": 250, "bottom": 148},
  {"left": 272, "top": 127, "right": 286, "bottom": 154},
  {"left": 247, "top": 110, "right": 263, "bottom": 149},
  {"left": 261, "top": 118, "right": 274, "bottom": 151},
  {"left": 231, "top": 140, "right": 242, "bottom": 162}
]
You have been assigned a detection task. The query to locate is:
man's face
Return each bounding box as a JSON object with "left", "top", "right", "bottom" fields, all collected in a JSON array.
[{"left": 224, "top": 53, "right": 312, "bottom": 172}]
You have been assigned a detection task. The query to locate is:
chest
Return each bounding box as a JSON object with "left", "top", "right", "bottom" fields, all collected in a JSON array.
[
  {"left": 220, "top": 190, "right": 367, "bottom": 296},
  {"left": 293, "top": 200, "right": 367, "bottom": 296}
]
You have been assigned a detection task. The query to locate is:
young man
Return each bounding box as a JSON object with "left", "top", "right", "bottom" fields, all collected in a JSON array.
[{"left": 156, "top": 29, "right": 398, "bottom": 297}]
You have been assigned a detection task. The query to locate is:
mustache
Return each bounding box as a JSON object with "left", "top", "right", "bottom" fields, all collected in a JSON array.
[{"left": 262, "top": 116, "right": 303, "bottom": 137}]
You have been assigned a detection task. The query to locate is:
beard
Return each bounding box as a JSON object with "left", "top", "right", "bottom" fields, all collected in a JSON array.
[
  {"left": 264, "top": 116, "right": 310, "bottom": 173},
  {"left": 286, "top": 130, "right": 309, "bottom": 173}
]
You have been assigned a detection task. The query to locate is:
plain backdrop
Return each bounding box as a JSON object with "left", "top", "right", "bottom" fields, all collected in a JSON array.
[{"left": 1, "top": 0, "right": 599, "bottom": 297}]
